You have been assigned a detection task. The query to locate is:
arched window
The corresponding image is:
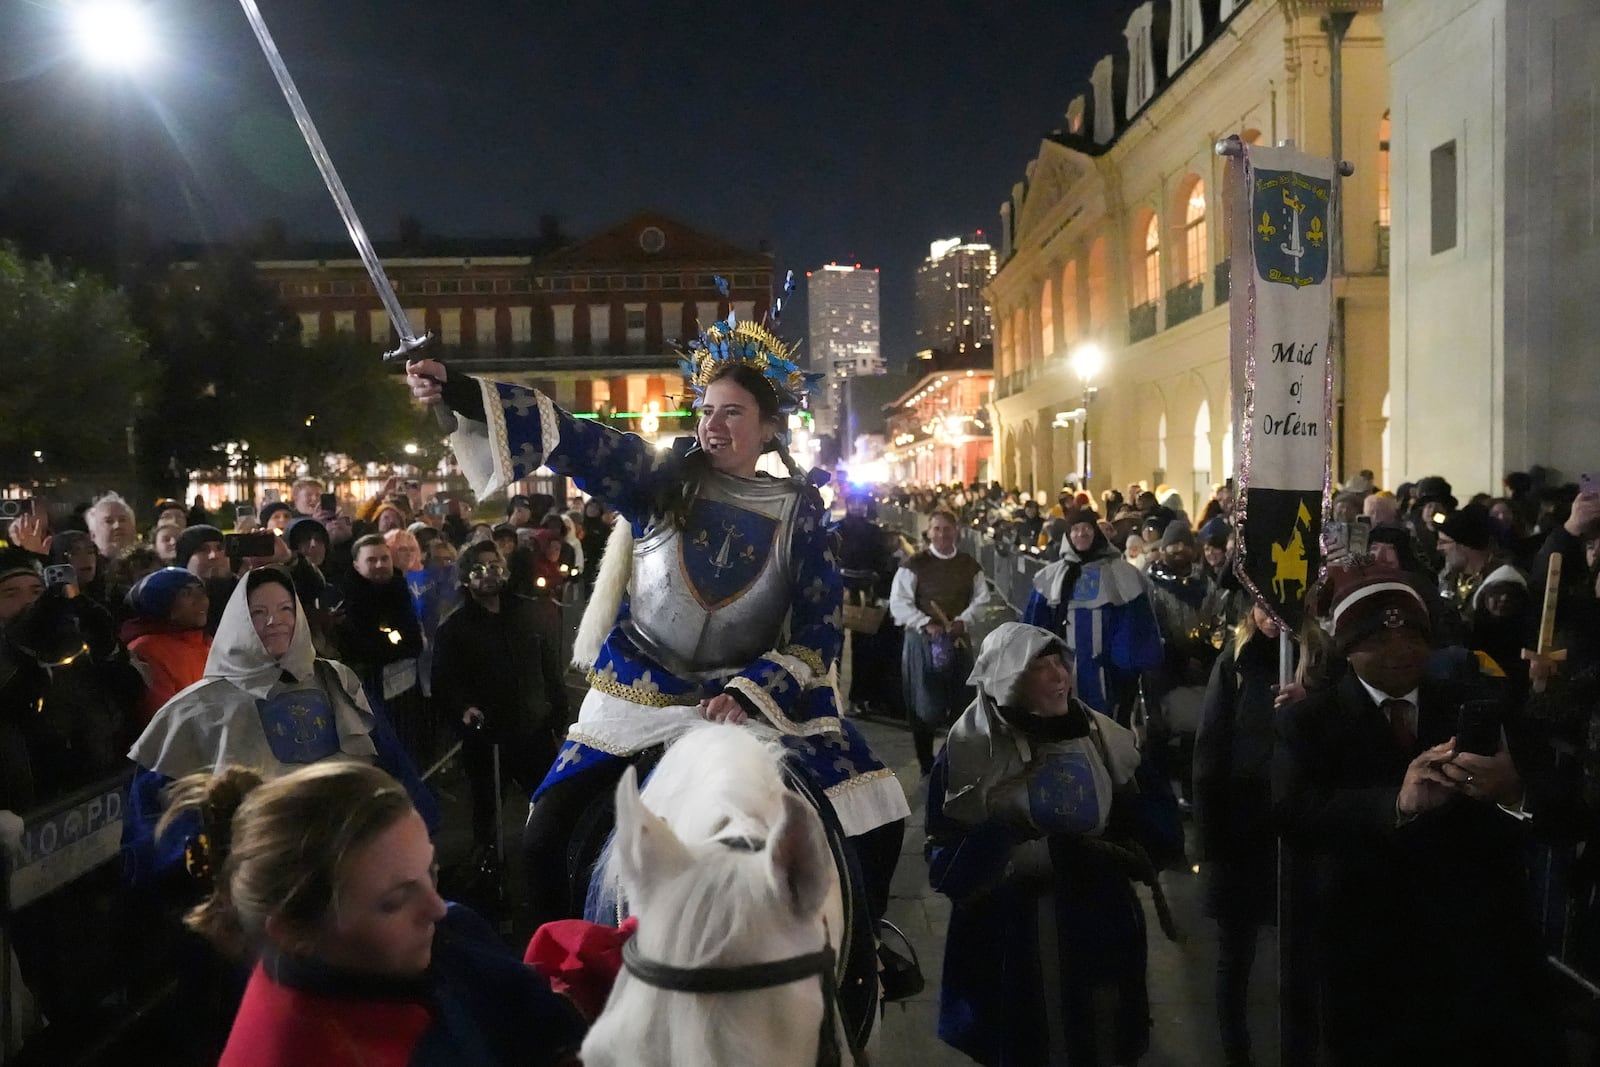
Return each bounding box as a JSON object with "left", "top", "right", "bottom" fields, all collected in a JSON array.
[
  {"left": 1060, "top": 260, "right": 1079, "bottom": 345},
  {"left": 1181, "top": 179, "right": 1207, "bottom": 284},
  {"left": 998, "top": 305, "right": 1013, "bottom": 376},
  {"left": 1088, "top": 237, "right": 1109, "bottom": 334},
  {"left": 1039, "top": 277, "right": 1055, "bottom": 359},
  {"left": 1378, "top": 111, "right": 1392, "bottom": 227},
  {"left": 1013, "top": 307, "right": 1028, "bottom": 369},
  {"left": 1193, "top": 399, "right": 1213, "bottom": 513},
  {"left": 1140, "top": 213, "right": 1161, "bottom": 305},
  {"left": 1156, "top": 411, "right": 1168, "bottom": 473}
]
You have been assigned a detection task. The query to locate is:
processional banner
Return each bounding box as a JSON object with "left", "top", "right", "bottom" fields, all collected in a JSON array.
[{"left": 1225, "top": 141, "right": 1337, "bottom": 631}]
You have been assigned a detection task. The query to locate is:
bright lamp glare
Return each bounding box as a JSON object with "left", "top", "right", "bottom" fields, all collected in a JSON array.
[
  {"left": 1069, "top": 343, "right": 1105, "bottom": 384},
  {"left": 72, "top": 2, "right": 156, "bottom": 72}
]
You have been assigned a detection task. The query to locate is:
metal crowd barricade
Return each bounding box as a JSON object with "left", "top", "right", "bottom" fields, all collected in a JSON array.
[
  {"left": 875, "top": 503, "right": 1046, "bottom": 615},
  {"left": 0, "top": 771, "right": 133, "bottom": 1059}
]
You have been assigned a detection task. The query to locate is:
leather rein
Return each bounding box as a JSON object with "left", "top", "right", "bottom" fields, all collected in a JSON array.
[{"left": 618, "top": 838, "right": 863, "bottom": 1067}]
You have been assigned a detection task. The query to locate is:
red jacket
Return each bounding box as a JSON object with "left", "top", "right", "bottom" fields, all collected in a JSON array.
[
  {"left": 220, "top": 964, "right": 431, "bottom": 1067},
  {"left": 218, "top": 906, "right": 585, "bottom": 1067},
  {"left": 120, "top": 619, "right": 211, "bottom": 727}
]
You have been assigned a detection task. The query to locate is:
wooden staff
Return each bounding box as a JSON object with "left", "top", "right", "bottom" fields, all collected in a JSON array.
[{"left": 1522, "top": 553, "right": 1566, "bottom": 692}]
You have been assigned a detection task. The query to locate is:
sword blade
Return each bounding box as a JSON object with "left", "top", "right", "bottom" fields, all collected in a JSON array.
[{"left": 236, "top": 0, "right": 424, "bottom": 359}]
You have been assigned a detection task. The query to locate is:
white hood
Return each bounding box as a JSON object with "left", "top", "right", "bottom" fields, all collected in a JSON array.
[
  {"left": 204, "top": 571, "right": 318, "bottom": 697},
  {"left": 129, "top": 570, "right": 377, "bottom": 780},
  {"left": 942, "top": 622, "right": 1140, "bottom": 827}
]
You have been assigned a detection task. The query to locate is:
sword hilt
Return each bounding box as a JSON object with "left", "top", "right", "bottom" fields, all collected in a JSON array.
[
  {"left": 383, "top": 331, "right": 434, "bottom": 364},
  {"left": 384, "top": 333, "right": 457, "bottom": 433}
]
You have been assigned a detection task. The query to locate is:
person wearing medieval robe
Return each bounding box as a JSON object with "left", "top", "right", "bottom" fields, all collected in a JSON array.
[
  {"left": 403, "top": 317, "right": 909, "bottom": 928},
  {"left": 891, "top": 508, "right": 994, "bottom": 775},
  {"left": 122, "top": 566, "right": 434, "bottom": 886},
  {"left": 1023, "top": 508, "right": 1164, "bottom": 727},
  {"left": 927, "top": 622, "right": 1155, "bottom": 1066}
]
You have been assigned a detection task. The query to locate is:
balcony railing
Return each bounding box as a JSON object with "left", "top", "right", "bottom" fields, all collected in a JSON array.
[
  {"left": 1166, "top": 280, "right": 1204, "bottom": 327},
  {"left": 1214, "top": 260, "right": 1231, "bottom": 305},
  {"left": 1128, "top": 301, "right": 1158, "bottom": 343}
]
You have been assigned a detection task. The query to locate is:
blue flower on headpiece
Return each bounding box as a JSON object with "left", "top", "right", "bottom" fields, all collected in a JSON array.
[{"left": 714, "top": 275, "right": 730, "bottom": 297}]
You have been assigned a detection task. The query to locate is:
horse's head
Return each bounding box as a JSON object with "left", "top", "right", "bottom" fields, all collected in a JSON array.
[
  {"left": 611, "top": 761, "right": 835, "bottom": 957},
  {"left": 583, "top": 737, "right": 842, "bottom": 1067}
]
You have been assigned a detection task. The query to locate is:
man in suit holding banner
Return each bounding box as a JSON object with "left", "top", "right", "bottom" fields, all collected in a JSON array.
[{"left": 1222, "top": 136, "right": 1555, "bottom": 1067}]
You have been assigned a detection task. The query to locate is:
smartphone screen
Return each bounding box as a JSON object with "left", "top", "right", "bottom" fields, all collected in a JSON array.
[
  {"left": 224, "top": 531, "right": 277, "bottom": 557},
  {"left": 1581, "top": 473, "right": 1598, "bottom": 495},
  {"left": 1456, "top": 700, "right": 1501, "bottom": 757},
  {"left": 319, "top": 492, "right": 338, "bottom": 513},
  {"left": 236, "top": 505, "right": 257, "bottom": 522},
  {"left": 1349, "top": 516, "right": 1372, "bottom": 557}
]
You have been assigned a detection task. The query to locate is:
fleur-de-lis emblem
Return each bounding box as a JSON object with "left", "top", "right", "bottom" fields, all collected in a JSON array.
[
  {"left": 514, "top": 442, "right": 542, "bottom": 472},
  {"left": 1257, "top": 212, "right": 1277, "bottom": 241},
  {"left": 1306, "top": 215, "right": 1325, "bottom": 248},
  {"left": 503, "top": 390, "right": 538, "bottom": 417}
]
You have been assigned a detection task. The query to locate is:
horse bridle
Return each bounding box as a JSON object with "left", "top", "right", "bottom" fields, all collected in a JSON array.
[{"left": 619, "top": 837, "right": 863, "bottom": 1067}]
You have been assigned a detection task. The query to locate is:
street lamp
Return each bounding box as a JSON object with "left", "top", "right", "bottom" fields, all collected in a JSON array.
[
  {"left": 70, "top": 1, "right": 158, "bottom": 73},
  {"left": 69, "top": 1, "right": 157, "bottom": 291},
  {"left": 1067, "top": 343, "right": 1104, "bottom": 490}
]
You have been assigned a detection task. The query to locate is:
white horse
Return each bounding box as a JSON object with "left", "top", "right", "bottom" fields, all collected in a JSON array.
[{"left": 580, "top": 723, "right": 869, "bottom": 1067}]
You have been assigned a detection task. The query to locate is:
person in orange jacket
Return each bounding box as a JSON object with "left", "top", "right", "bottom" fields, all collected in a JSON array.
[{"left": 120, "top": 567, "right": 212, "bottom": 727}]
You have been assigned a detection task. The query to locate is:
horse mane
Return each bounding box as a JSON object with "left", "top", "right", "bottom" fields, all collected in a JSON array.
[
  {"left": 585, "top": 723, "right": 850, "bottom": 1067},
  {"left": 595, "top": 723, "right": 794, "bottom": 967}
]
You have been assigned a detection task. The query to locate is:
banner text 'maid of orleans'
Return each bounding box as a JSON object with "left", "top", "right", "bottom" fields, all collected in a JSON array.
[{"left": 1227, "top": 143, "right": 1337, "bottom": 630}]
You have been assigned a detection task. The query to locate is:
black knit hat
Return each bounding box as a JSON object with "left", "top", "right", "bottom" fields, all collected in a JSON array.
[
  {"left": 1414, "top": 476, "right": 1457, "bottom": 510},
  {"left": 0, "top": 547, "right": 44, "bottom": 586},
  {"left": 285, "top": 517, "right": 329, "bottom": 554},
  {"left": 175, "top": 525, "right": 224, "bottom": 568},
  {"left": 259, "top": 501, "right": 294, "bottom": 526},
  {"left": 1158, "top": 520, "right": 1196, "bottom": 550},
  {"left": 1439, "top": 503, "right": 1493, "bottom": 551}
]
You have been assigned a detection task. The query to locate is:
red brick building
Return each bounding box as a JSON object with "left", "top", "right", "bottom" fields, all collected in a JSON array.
[{"left": 254, "top": 212, "right": 774, "bottom": 441}]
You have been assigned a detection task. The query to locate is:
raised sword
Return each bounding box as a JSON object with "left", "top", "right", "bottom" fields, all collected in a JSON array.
[{"left": 235, "top": 0, "right": 455, "bottom": 430}]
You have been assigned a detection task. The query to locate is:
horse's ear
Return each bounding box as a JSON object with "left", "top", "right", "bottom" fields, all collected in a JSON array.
[
  {"left": 768, "top": 792, "right": 831, "bottom": 920},
  {"left": 613, "top": 765, "right": 690, "bottom": 897}
]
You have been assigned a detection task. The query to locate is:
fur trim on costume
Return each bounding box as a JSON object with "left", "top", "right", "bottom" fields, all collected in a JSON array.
[{"left": 573, "top": 519, "right": 634, "bottom": 669}]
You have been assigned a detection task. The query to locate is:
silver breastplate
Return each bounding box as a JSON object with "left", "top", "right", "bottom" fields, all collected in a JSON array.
[{"left": 623, "top": 470, "right": 800, "bottom": 677}]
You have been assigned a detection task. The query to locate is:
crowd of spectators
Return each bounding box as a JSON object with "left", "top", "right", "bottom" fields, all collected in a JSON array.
[
  {"left": 0, "top": 476, "right": 614, "bottom": 1057},
  {"left": 868, "top": 466, "right": 1600, "bottom": 1065}
]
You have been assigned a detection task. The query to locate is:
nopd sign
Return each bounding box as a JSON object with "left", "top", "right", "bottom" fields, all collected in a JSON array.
[{"left": 4, "top": 776, "right": 129, "bottom": 911}]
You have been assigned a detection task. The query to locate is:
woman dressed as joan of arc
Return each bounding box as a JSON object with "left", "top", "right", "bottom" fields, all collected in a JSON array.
[{"left": 405, "top": 300, "right": 910, "bottom": 926}]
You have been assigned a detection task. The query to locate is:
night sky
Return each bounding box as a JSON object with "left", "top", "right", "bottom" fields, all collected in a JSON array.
[{"left": 1, "top": 0, "right": 1137, "bottom": 364}]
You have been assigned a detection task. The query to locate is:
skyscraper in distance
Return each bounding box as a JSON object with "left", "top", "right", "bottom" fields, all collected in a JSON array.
[
  {"left": 805, "top": 263, "right": 882, "bottom": 443},
  {"left": 915, "top": 235, "right": 997, "bottom": 349}
]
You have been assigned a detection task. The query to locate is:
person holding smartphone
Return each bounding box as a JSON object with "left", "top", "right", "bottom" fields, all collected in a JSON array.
[{"left": 1273, "top": 563, "right": 1554, "bottom": 1067}]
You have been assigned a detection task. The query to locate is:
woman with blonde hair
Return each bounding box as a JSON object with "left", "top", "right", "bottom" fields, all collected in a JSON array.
[
  {"left": 383, "top": 528, "right": 423, "bottom": 574},
  {"left": 159, "top": 760, "right": 585, "bottom": 1066}
]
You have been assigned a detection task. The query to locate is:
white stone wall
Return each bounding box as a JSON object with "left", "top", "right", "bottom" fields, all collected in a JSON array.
[{"left": 1388, "top": 0, "right": 1600, "bottom": 492}]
